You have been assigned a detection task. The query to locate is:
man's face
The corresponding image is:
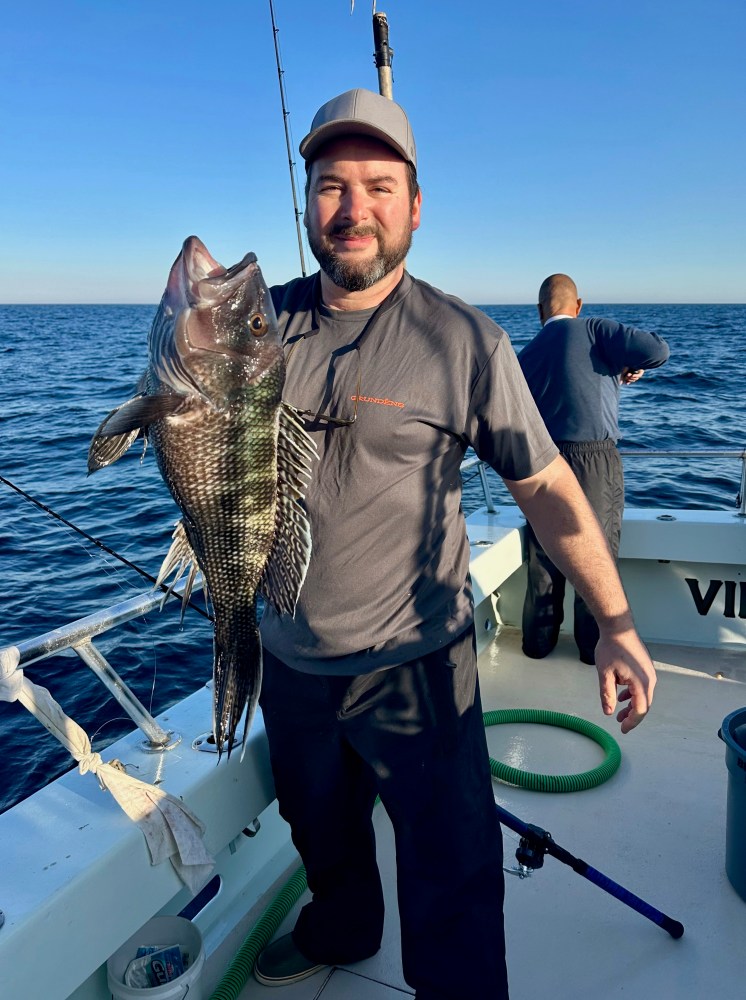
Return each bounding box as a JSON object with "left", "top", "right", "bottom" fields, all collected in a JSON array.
[{"left": 304, "top": 136, "right": 421, "bottom": 293}]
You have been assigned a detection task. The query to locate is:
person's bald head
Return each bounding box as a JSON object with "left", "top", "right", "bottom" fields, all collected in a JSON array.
[{"left": 537, "top": 273, "right": 582, "bottom": 325}]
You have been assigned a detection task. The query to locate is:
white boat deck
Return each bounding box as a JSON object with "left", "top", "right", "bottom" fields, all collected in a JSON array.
[{"left": 220, "top": 627, "right": 746, "bottom": 1000}]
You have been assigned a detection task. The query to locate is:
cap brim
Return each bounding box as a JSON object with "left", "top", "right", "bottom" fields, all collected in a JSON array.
[{"left": 299, "top": 120, "right": 414, "bottom": 168}]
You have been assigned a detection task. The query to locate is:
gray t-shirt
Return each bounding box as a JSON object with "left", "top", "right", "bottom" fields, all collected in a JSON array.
[{"left": 260, "top": 271, "right": 557, "bottom": 674}]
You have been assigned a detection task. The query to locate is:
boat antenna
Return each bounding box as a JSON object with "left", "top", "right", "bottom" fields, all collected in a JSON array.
[
  {"left": 0, "top": 474, "right": 212, "bottom": 620},
  {"left": 372, "top": 8, "right": 394, "bottom": 99},
  {"left": 268, "top": 0, "right": 307, "bottom": 276}
]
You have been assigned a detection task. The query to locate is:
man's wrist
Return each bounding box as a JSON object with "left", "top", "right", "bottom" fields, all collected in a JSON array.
[{"left": 596, "top": 610, "right": 636, "bottom": 639}]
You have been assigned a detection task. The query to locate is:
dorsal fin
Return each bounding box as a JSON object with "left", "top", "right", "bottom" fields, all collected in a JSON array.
[{"left": 259, "top": 403, "right": 317, "bottom": 615}]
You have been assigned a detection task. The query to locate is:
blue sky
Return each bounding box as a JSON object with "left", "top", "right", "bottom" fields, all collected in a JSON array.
[{"left": 2, "top": 0, "right": 744, "bottom": 304}]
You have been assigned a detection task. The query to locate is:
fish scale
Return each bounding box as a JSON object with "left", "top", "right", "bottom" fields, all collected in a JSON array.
[
  {"left": 88, "top": 236, "right": 315, "bottom": 756},
  {"left": 156, "top": 390, "right": 279, "bottom": 750}
]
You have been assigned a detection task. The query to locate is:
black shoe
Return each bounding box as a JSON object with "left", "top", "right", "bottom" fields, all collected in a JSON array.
[
  {"left": 522, "top": 644, "right": 553, "bottom": 659},
  {"left": 579, "top": 650, "right": 595, "bottom": 665},
  {"left": 254, "top": 933, "right": 327, "bottom": 987}
]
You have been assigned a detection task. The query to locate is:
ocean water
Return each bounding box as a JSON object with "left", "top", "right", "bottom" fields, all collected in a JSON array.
[{"left": 1, "top": 302, "right": 744, "bottom": 813}]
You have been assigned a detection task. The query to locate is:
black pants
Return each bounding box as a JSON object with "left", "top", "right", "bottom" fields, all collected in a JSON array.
[
  {"left": 522, "top": 440, "right": 624, "bottom": 664},
  {"left": 259, "top": 627, "right": 509, "bottom": 999}
]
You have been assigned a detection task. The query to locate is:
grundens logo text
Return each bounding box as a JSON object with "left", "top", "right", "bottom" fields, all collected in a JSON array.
[{"left": 351, "top": 394, "right": 405, "bottom": 409}]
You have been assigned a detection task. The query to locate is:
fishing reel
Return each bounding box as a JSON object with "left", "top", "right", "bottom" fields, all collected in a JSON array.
[{"left": 503, "top": 821, "right": 552, "bottom": 879}]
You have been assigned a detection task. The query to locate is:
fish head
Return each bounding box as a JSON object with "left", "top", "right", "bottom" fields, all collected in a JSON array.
[{"left": 149, "top": 235, "right": 283, "bottom": 404}]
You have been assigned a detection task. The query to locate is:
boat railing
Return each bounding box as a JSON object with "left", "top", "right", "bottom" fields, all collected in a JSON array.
[
  {"left": 462, "top": 448, "right": 746, "bottom": 517},
  {"left": 2, "top": 581, "right": 204, "bottom": 752}
]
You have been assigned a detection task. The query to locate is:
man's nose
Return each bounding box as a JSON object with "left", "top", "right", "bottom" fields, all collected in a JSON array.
[{"left": 339, "top": 187, "right": 369, "bottom": 223}]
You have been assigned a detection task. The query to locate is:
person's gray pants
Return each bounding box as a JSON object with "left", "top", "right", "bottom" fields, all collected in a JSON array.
[{"left": 522, "top": 439, "right": 624, "bottom": 664}]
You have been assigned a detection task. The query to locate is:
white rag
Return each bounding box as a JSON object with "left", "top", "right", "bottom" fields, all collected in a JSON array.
[{"left": 0, "top": 645, "right": 214, "bottom": 894}]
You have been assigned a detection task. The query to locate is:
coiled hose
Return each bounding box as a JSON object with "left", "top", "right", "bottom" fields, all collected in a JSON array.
[
  {"left": 207, "top": 708, "right": 621, "bottom": 999},
  {"left": 483, "top": 707, "right": 621, "bottom": 792}
]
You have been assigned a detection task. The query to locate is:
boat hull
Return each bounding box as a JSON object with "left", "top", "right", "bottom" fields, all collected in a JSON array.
[{"left": 1, "top": 502, "right": 745, "bottom": 998}]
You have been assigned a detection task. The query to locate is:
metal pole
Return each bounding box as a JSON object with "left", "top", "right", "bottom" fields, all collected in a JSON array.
[
  {"left": 73, "top": 640, "right": 174, "bottom": 748},
  {"left": 268, "top": 0, "right": 307, "bottom": 275},
  {"left": 478, "top": 463, "right": 496, "bottom": 514},
  {"left": 373, "top": 11, "right": 394, "bottom": 98}
]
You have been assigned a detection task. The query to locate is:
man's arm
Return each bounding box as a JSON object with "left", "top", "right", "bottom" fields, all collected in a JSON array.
[
  {"left": 504, "top": 454, "right": 656, "bottom": 734},
  {"left": 591, "top": 317, "right": 670, "bottom": 375}
]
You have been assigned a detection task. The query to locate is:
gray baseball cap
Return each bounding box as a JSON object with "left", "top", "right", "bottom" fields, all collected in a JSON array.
[{"left": 300, "top": 88, "right": 417, "bottom": 170}]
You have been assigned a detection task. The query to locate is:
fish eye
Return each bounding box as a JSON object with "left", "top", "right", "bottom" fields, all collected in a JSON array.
[{"left": 249, "top": 313, "right": 268, "bottom": 337}]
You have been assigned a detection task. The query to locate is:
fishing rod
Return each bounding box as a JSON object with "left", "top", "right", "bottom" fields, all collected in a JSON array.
[
  {"left": 497, "top": 802, "right": 685, "bottom": 939},
  {"left": 268, "top": 0, "right": 307, "bottom": 277},
  {"left": 0, "top": 474, "right": 212, "bottom": 621},
  {"left": 372, "top": 9, "right": 394, "bottom": 99},
  {"left": 269, "top": 0, "right": 395, "bottom": 277}
]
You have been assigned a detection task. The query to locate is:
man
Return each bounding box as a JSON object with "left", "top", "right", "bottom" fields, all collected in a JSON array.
[
  {"left": 518, "top": 275, "right": 670, "bottom": 664},
  {"left": 254, "top": 90, "right": 657, "bottom": 999}
]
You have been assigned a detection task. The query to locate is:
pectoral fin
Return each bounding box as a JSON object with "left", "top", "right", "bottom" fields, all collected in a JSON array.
[{"left": 87, "top": 392, "right": 184, "bottom": 472}]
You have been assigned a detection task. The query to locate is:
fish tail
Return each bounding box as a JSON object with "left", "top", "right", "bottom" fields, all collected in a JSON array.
[{"left": 213, "top": 623, "right": 263, "bottom": 760}]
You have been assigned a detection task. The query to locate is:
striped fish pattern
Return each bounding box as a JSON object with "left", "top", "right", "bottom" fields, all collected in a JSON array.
[{"left": 87, "top": 236, "right": 315, "bottom": 757}]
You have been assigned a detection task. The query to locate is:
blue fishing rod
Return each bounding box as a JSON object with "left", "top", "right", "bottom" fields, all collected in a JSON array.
[{"left": 497, "top": 802, "right": 685, "bottom": 939}]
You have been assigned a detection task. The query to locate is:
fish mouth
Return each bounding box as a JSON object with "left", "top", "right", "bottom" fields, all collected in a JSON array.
[
  {"left": 150, "top": 236, "right": 280, "bottom": 401},
  {"left": 162, "top": 237, "right": 280, "bottom": 370},
  {"left": 178, "top": 236, "right": 259, "bottom": 308}
]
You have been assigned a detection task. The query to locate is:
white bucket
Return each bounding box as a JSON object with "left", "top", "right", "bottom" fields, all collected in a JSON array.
[{"left": 106, "top": 915, "right": 205, "bottom": 1000}]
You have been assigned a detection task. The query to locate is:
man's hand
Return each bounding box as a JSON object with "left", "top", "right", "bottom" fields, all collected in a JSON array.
[
  {"left": 620, "top": 367, "right": 644, "bottom": 384},
  {"left": 594, "top": 626, "right": 656, "bottom": 733}
]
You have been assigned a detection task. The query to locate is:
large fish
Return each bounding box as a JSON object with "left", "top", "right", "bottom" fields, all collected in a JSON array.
[{"left": 88, "top": 236, "right": 315, "bottom": 757}]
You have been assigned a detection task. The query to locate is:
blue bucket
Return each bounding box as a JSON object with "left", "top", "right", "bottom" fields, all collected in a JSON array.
[{"left": 719, "top": 707, "right": 746, "bottom": 903}]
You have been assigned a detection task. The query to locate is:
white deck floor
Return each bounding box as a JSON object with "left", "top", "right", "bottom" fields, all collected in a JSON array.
[{"left": 229, "top": 627, "right": 746, "bottom": 999}]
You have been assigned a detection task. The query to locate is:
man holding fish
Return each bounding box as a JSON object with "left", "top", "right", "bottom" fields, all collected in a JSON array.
[{"left": 253, "top": 89, "right": 657, "bottom": 998}]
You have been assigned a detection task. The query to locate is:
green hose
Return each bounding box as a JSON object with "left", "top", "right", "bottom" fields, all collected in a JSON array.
[
  {"left": 208, "top": 708, "right": 620, "bottom": 997},
  {"left": 208, "top": 865, "right": 307, "bottom": 1000},
  {"left": 484, "top": 707, "right": 621, "bottom": 792}
]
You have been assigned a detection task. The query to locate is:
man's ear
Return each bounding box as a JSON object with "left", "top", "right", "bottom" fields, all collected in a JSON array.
[{"left": 411, "top": 189, "right": 422, "bottom": 232}]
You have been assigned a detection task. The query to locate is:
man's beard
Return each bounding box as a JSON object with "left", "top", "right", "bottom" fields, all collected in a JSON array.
[{"left": 307, "top": 223, "right": 413, "bottom": 292}]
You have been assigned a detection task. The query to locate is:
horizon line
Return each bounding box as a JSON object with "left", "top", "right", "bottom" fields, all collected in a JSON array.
[{"left": 2, "top": 300, "right": 745, "bottom": 308}]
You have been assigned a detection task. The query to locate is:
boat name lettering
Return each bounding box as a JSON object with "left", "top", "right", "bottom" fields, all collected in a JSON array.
[{"left": 685, "top": 578, "right": 746, "bottom": 619}]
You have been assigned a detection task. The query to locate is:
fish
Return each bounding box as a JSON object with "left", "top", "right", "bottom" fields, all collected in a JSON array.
[{"left": 87, "top": 235, "right": 315, "bottom": 757}]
